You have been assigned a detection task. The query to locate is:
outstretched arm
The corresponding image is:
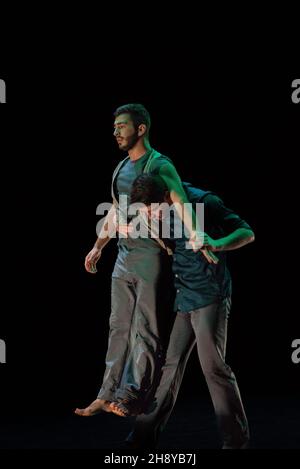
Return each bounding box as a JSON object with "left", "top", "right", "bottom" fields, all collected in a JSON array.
[
  {"left": 159, "top": 163, "right": 196, "bottom": 229},
  {"left": 159, "top": 163, "right": 218, "bottom": 263}
]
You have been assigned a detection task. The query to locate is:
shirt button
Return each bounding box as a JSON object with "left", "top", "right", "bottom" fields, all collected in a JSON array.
[
  {"left": 178, "top": 305, "right": 181, "bottom": 310},
  {"left": 177, "top": 289, "right": 180, "bottom": 293},
  {"left": 175, "top": 274, "right": 179, "bottom": 278}
]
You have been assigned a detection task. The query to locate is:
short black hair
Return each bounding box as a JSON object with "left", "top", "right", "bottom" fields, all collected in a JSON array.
[
  {"left": 130, "top": 174, "right": 167, "bottom": 206},
  {"left": 114, "top": 103, "right": 151, "bottom": 135}
]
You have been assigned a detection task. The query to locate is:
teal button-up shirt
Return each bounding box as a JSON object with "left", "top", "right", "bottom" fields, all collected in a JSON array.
[{"left": 172, "top": 184, "right": 252, "bottom": 313}]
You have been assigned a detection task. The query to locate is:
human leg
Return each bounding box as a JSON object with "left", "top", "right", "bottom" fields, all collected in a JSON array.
[
  {"left": 125, "top": 312, "right": 196, "bottom": 446},
  {"left": 96, "top": 277, "right": 137, "bottom": 402},
  {"left": 191, "top": 299, "right": 249, "bottom": 448}
]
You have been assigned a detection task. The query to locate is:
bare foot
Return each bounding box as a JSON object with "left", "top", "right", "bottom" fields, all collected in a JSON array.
[
  {"left": 110, "top": 402, "right": 128, "bottom": 417},
  {"left": 74, "top": 399, "right": 112, "bottom": 417},
  {"left": 110, "top": 400, "right": 143, "bottom": 417}
]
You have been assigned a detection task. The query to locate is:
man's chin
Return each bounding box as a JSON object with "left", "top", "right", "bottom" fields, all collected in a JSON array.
[{"left": 119, "top": 144, "right": 131, "bottom": 152}]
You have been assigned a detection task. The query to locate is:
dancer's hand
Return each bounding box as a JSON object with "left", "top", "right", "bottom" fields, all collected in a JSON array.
[
  {"left": 189, "top": 231, "right": 219, "bottom": 264},
  {"left": 200, "top": 248, "right": 219, "bottom": 264},
  {"left": 85, "top": 247, "right": 102, "bottom": 273}
]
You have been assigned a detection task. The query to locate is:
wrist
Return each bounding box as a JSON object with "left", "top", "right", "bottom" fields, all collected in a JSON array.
[
  {"left": 190, "top": 230, "right": 204, "bottom": 241},
  {"left": 189, "top": 231, "right": 204, "bottom": 250}
]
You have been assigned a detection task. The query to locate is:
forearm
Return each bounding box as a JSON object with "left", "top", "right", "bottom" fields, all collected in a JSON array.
[
  {"left": 216, "top": 228, "right": 255, "bottom": 251},
  {"left": 159, "top": 165, "right": 217, "bottom": 262},
  {"left": 159, "top": 164, "right": 198, "bottom": 236},
  {"left": 94, "top": 205, "right": 117, "bottom": 250},
  {"left": 170, "top": 190, "right": 198, "bottom": 237},
  {"left": 94, "top": 234, "right": 111, "bottom": 250}
]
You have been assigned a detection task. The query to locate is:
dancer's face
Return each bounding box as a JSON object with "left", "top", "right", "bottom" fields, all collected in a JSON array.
[
  {"left": 138, "top": 194, "right": 172, "bottom": 221},
  {"left": 113, "top": 113, "right": 139, "bottom": 151}
]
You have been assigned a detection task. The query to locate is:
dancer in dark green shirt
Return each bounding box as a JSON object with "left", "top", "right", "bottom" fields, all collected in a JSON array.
[{"left": 114, "top": 174, "right": 254, "bottom": 450}]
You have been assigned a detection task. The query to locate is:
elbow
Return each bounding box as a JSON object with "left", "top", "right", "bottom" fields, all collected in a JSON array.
[
  {"left": 247, "top": 231, "right": 255, "bottom": 244},
  {"left": 170, "top": 190, "right": 184, "bottom": 204}
]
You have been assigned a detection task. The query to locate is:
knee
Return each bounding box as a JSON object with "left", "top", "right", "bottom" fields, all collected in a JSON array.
[
  {"left": 202, "top": 360, "right": 233, "bottom": 381},
  {"left": 163, "top": 352, "right": 186, "bottom": 373},
  {"left": 109, "top": 320, "right": 131, "bottom": 338}
]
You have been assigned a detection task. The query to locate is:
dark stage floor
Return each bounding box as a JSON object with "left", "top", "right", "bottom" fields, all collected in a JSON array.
[{"left": 0, "top": 396, "right": 299, "bottom": 449}]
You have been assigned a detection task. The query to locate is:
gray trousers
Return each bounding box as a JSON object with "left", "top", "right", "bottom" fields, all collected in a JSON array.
[
  {"left": 127, "top": 298, "right": 250, "bottom": 448},
  {"left": 97, "top": 259, "right": 173, "bottom": 402}
]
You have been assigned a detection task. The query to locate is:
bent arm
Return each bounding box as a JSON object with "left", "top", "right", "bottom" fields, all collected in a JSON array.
[{"left": 213, "top": 228, "right": 255, "bottom": 251}]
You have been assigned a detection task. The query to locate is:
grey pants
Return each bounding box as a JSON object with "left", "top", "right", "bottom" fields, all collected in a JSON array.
[
  {"left": 97, "top": 265, "right": 173, "bottom": 402},
  {"left": 127, "top": 298, "right": 250, "bottom": 448}
]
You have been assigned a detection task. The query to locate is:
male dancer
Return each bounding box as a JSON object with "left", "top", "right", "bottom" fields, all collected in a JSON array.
[
  {"left": 115, "top": 174, "right": 254, "bottom": 449},
  {"left": 75, "top": 104, "right": 216, "bottom": 417}
]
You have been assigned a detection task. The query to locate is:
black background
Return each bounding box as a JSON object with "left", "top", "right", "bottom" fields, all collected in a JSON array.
[{"left": 0, "top": 48, "right": 299, "bottom": 448}]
